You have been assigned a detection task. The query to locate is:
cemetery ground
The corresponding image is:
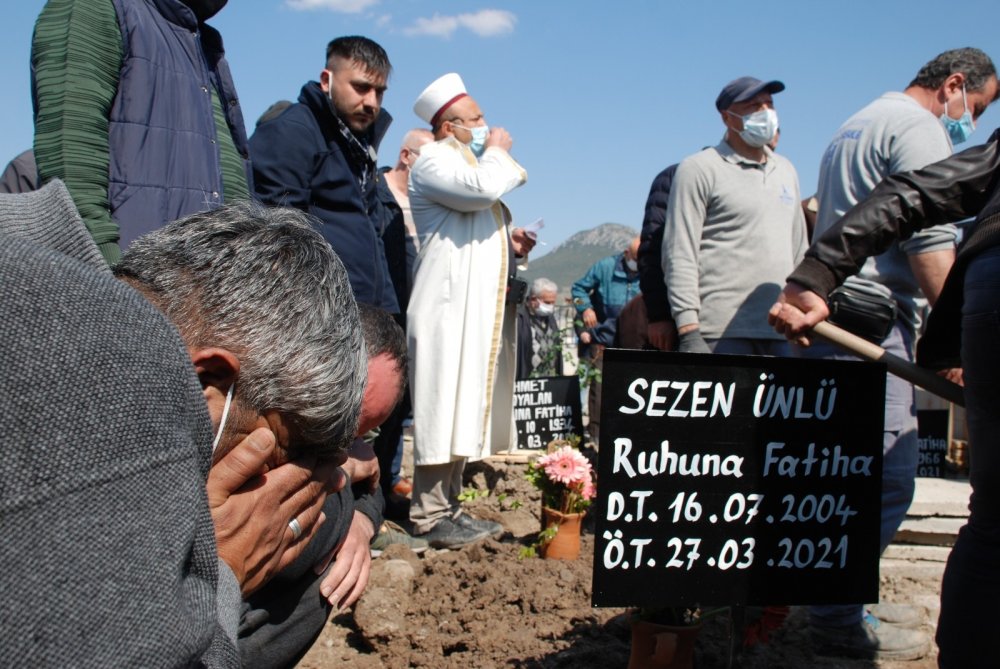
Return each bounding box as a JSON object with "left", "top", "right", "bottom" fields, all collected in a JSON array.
[{"left": 297, "top": 452, "right": 959, "bottom": 669}]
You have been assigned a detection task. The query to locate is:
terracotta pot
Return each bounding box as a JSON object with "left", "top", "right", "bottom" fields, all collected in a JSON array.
[
  {"left": 540, "top": 507, "right": 584, "bottom": 560},
  {"left": 628, "top": 619, "right": 701, "bottom": 669}
]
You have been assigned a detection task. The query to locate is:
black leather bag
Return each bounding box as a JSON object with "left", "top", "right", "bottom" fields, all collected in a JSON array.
[
  {"left": 827, "top": 284, "right": 897, "bottom": 343},
  {"left": 506, "top": 277, "right": 528, "bottom": 305}
]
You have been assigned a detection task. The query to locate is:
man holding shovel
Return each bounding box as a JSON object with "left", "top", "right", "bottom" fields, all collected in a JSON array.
[{"left": 789, "top": 48, "right": 997, "bottom": 661}]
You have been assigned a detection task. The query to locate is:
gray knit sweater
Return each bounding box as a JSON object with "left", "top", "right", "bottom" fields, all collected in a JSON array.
[
  {"left": 663, "top": 140, "right": 808, "bottom": 340},
  {"left": 0, "top": 178, "right": 107, "bottom": 271},
  {"left": 0, "top": 234, "right": 236, "bottom": 666}
]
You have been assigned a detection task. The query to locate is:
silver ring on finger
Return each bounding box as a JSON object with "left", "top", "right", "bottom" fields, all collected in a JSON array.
[{"left": 288, "top": 516, "right": 303, "bottom": 540}]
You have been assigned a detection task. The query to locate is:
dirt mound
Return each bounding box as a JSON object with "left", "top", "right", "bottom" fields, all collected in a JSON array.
[{"left": 297, "top": 459, "right": 942, "bottom": 669}]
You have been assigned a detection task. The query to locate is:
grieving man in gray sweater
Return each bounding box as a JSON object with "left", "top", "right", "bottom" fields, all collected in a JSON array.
[
  {"left": 662, "top": 76, "right": 808, "bottom": 355},
  {"left": 0, "top": 184, "right": 371, "bottom": 667},
  {"left": 116, "top": 202, "right": 381, "bottom": 667}
]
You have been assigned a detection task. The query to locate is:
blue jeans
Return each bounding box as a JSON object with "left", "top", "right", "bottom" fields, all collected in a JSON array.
[
  {"left": 391, "top": 434, "right": 404, "bottom": 485},
  {"left": 797, "top": 323, "right": 918, "bottom": 627},
  {"left": 937, "top": 246, "right": 1000, "bottom": 668}
]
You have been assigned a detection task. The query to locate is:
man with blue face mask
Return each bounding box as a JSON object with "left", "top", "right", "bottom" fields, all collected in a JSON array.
[
  {"left": 797, "top": 47, "right": 997, "bottom": 662},
  {"left": 406, "top": 72, "right": 534, "bottom": 549},
  {"left": 662, "top": 76, "right": 808, "bottom": 356}
]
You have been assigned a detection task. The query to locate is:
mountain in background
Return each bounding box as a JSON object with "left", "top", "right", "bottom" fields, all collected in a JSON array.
[{"left": 520, "top": 223, "right": 639, "bottom": 296}]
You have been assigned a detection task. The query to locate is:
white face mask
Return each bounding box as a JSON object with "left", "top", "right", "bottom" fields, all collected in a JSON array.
[
  {"left": 729, "top": 108, "right": 779, "bottom": 147},
  {"left": 211, "top": 383, "right": 235, "bottom": 454},
  {"left": 625, "top": 258, "right": 638, "bottom": 272},
  {"left": 534, "top": 302, "right": 555, "bottom": 316}
]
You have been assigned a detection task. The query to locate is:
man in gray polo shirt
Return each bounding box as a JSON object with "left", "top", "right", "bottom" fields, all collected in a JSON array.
[
  {"left": 662, "top": 76, "right": 807, "bottom": 355},
  {"left": 803, "top": 48, "right": 998, "bottom": 661}
]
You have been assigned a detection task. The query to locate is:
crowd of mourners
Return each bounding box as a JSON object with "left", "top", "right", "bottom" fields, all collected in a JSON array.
[{"left": 4, "top": 1, "right": 1000, "bottom": 667}]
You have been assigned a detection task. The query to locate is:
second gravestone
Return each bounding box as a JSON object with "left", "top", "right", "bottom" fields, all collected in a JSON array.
[{"left": 513, "top": 375, "right": 584, "bottom": 451}]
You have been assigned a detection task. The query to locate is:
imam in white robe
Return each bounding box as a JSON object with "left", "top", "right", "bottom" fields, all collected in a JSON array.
[{"left": 406, "top": 136, "right": 527, "bottom": 466}]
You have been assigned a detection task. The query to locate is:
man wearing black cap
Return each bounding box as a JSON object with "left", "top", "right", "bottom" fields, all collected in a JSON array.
[{"left": 662, "top": 76, "right": 808, "bottom": 355}]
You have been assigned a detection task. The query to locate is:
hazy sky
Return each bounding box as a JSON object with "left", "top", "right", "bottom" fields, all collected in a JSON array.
[{"left": 2, "top": 0, "right": 998, "bottom": 254}]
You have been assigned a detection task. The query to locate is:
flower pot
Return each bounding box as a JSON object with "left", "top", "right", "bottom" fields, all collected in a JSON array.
[
  {"left": 540, "top": 506, "right": 584, "bottom": 560},
  {"left": 628, "top": 619, "right": 701, "bottom": 669}
]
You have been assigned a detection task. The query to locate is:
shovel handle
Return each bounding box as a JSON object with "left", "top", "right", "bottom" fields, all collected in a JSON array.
[{"left": 811, "top": 321, "right": 965, "bottom": 407}]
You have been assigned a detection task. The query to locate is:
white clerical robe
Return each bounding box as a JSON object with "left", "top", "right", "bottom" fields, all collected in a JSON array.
[{"left": 407, "top": 137, "right": 527, "bottom": 466}]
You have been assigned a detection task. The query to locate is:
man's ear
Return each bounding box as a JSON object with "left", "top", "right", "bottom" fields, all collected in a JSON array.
[
  {"left": 190, "top": 347, "right": 241, "bottom": 425},
  {"left": 939, "top": 72, "right": 966, "bottom": 101}
]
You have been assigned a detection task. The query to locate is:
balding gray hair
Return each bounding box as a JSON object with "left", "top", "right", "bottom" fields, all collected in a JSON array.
[
  {"left": 402, "top": 128, "right": 434, "bottom": 153},
  {"left": 530, "top": 277, "right": 558, "bottom": 297},
  {"left": 115, "top": 201, "right": 366, "bottom": 457},
  {"left": 909, "top": 47, "right": 997, "bottom": 94}
]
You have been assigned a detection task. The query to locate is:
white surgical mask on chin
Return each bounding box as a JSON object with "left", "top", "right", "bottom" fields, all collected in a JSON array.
[{"left": 211, "top": 384, "right": 235, "bottom": 454}]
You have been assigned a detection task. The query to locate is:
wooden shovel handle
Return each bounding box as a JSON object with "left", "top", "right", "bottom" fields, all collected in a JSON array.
[{"left": 811, "top": 321, "right": 965, "bottom": 407}]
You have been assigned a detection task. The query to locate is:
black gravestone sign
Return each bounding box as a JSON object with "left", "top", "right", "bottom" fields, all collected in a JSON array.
[
  {"left": 917, "top": 409, "right": 950, "bottom": 478},
  {"left": 513, "top": 375, "right": 584, "bottom": 450},
  {"left": 592, "top": 349, "right": 885, "bottom": 608}
]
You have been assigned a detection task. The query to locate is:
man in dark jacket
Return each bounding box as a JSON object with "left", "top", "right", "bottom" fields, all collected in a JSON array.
[
  {"left": 31, "top": 0, "right": 250, "bottom": 265},
  {"left": 0, "top": 150, "right": 38, "bottom": 194},
  {"left": 636, "top": 164, "right": 680, "bottom": 351},
  {"left": 251, "top": 36, "right": 398, "bottom": 313},
  {"left": 768, "top": 129, "right": 1000, "bottom": 668},
  {"left": 376, "top": 129, "right": 434, "bottom": 318}
]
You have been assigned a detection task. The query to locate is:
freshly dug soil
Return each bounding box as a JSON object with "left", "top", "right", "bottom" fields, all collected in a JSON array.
[{"left": 297, "top": 459, "right": 943, "bottom": 669}]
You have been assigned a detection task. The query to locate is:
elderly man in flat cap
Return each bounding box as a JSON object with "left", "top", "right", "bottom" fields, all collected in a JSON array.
[
  {"left": 406, "top": 72, "right": 532, "bottom": 549},
  {"left": 662, "top": 76, "right": 808, "bottom": 356}
]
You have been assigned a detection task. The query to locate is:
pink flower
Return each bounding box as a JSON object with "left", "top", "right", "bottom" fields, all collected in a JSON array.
[
  {"left": 539, "top": 446, "right": 592, "bottom": 486},
  {"left": 580, "top": 473, "right": 597, "bottom": 501}
]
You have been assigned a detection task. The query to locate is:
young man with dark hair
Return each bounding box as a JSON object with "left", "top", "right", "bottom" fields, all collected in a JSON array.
[{"left": 251, "top": 36, "right": 398, "bottom": 313}]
